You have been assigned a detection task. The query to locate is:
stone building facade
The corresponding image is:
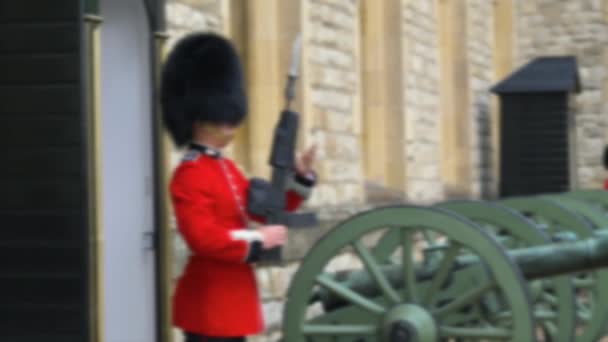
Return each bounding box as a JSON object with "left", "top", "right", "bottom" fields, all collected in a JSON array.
[
  {"left": 402, "top": 0, "right": 444, "bottom": 202},
  {"left": 164, "top": 0, "right": 608, "bottom": 340},
  {"left": 516, "top": 0, "right": 608, "bottom": 189}
]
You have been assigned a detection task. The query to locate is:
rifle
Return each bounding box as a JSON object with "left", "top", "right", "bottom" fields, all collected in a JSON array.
[{"left": 246, "top": 35, "right": 319, "bottom": 263}]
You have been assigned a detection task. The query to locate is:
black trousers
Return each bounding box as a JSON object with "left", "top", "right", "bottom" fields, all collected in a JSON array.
[{"left": 184, "top": 332, "right": 245, "bottom": 342}]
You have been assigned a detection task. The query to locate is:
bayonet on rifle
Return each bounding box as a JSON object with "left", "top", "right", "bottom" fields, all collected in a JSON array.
[{"left": 246, "top": 34, "right": 319, "bottom": 264}]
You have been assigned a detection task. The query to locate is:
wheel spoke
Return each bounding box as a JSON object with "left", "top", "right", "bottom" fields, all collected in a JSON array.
[
  {"left": 401, "top": 228, "right": 419, "bottom": 303},
  {"left": 493, "top": 311, "right": 512, "bottom": 321},
  {"left": 422, "top": 242, "right": 461, "bottom": 306},
  {"left": 541, "top": 292, "right": 558, "bottom": 306},
  {"left": 372, "top": 227, "right": 400, "bottom": 263},
  {"left": 432, "top": 281, "right": 495, "bottom": 318},
  {"left": 577, "top": 299, "right": 592, "bottom": 314},
  {"left": 578, "top": 308, "right": 592, "bottom": 322},
  {"left": 439, "top": 326, "right": 512, "bottom": 339},
  {"left": 543, "top": 321, "right": 559, "bottom": 338},
  {"left": 315, "top": 273, "right": 386, "bottom": 315},
  {"left": 302, "top": 323, "right": 377, "bottom": 335},
  {"left": 534, "top": 309, "right": 557, "bottom": 321},
  {"left": 422, "top": 230, "right": 438, "bottom": 247},
  {"left": 353, "top": 240, "right": 401, "bottom": 304}
]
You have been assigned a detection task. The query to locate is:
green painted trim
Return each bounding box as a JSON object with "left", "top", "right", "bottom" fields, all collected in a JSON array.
[
  {"left": 142, "top": 0, "right": 166, "bottom": 31},
  {"left": 155, "top": 0, "right": 166, "bottom": 31},
  {"left": 151, "top": 29, "right": 172, "bottom": 342},
  {"left": 83, "top": 0, "right": 99, "bottom": 15},
  {"left": 81, "top": 11, "right": 103, "bottom": 342}
]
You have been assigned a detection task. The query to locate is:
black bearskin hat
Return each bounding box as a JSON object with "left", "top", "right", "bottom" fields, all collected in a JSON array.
[
  {"left": 603, "top": 145, "right": 608, "bottom": 170},
  {"left": 160, "top": 32, "right": 247, "bottom": 147}
]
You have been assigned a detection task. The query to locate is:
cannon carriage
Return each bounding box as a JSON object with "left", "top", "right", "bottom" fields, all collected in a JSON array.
[{"left": 280, "top": 190, "right": 608, "bottom": 342}]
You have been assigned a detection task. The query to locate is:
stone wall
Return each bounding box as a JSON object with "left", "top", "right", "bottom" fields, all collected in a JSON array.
[
  {"left": 467, "top": 0, "right": 495, "bottom": 198},
  {"left": 166, "top": 0, "right": 223, "bottom": 47},
  {"left": 402, "top": 0, "right": 444, "bottom": 203},
  {"left": 306, "top": 0, "right": 365, "bottom": 212},
  {"left": 515, "top": 0, "right": 608, "bottom": 188}
]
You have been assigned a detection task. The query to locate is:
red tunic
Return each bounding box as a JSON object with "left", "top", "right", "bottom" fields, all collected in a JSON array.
[{"left": 170, "top": 150, "right": 307, "bottom": 336}]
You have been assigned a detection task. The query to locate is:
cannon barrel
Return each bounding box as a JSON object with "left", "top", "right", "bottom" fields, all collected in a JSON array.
[
  {"left": 317, "top": 233, "right": 608, "bottom": 310},
  {"left": 507, "top": 231, "right": 608, "bottom": 279}
]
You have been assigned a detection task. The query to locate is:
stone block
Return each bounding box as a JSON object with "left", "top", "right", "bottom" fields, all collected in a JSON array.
[
  {"left": 283, "top": 217, "right": 342, "bottom": 261},
  {"left": 336, "top": 182, "right": 365, "bottom": 204},
  {"left": 255, "top": 268, "right": 275, "bottom": 300},
  {"left": 331, "top": 10, "right": 355, "bottom": 31},
  {"left": 321, "top": 159, "right": 362, "bottom": 182},
  {"left": 167, "top": 2, "right": 208, "bottom": 29},
  {"left": 313, "top": 66, "right": 355, "bottom": 90},
  {"left": 408, "top": 163, "right": 441, "bottom": 180},
  {"left": 325, "top": 134, "right": 359, "bottom": 159},
  {"left": 307, "top": 183, "right": 338, "bottom": 207},
  {"left": 310, "top": 2, "right": 331, "bottom": 21},
  {"left": 408, "top": 120, "right": 439, "bottom": 143},
  {"left": 262, "top": 300, "right": 285, "bottom": 331},
  {"left": 310, "top": 64, "right": 326, "bottom": 86},
  {"left": 323, "top": 110, "right": 354, "bottom": 132},
  {"left": 312, "top": 87, "right": 353, "bottom": 112},
  {"left": 404, "top": 87, "right": 422, "bottom": 106},
  {"left": 406, "top": 180, "right": 444, "bottom": 204},
  {"left": 406, "top": 143, "right": 440, "bottom": 165},
  {"left": 578, "top": 166, "right": 595, "bottom": 183},
  {"left": 324, "top": 252, "right": 362, "bottom": 272},
  {"left": 267, "top": 263, "right": 299, "bottom": 297},
  {"left": 310, "top": 23, "right": 338, "bottom": 46},
  {"left": 309, "top": 128, "right": 327, "bottom": 159},
  {"left": 176, "top": 0, "right": 219, "bottom": 12}
]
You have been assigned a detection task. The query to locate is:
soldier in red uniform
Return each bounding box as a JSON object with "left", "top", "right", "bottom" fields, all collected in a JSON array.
[{"left": 160, "top": 33, "right": 316, "bottom": 342}]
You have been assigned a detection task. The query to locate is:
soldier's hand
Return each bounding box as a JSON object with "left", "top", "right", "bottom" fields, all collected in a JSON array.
[
  {"left": 258, "top": 225, "right": 288, "bottom": 249},
  {"left": 296, "top": 144, "right": 317, "bottom": 176}
]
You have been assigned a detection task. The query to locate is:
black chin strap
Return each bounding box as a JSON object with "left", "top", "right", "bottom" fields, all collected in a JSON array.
[{"left": 189, "top": 143, "right": 222, "bottom": 159}]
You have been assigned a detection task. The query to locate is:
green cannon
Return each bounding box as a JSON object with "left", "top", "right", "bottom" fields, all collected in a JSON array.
[
  {"left": 280, "top": 192, "right": 608, "bottom": 342},
  {"left": 439, "top": 198, "right": 608, "bottom": 342}
]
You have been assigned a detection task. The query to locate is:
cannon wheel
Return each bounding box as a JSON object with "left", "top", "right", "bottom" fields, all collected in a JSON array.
[
  {"left": 563, "top": 190, "right": 608, "bottom": 229},
  {"left": 566, "top": 190, "right": 608, "bottom": 209},
  {"left": 543, "top": 195, "right": 607, "bottom": 230},
  {"left": 499, "top": 197, "right": 608, "bottom": 342},
  {"left": 436, "top": 200, "right": 576, "bottom": 342},
  {"left": 283, "top": 206, "right": 535, "bottom": 342}
]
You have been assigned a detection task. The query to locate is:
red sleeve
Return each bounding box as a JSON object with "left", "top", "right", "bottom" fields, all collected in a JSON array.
[
  {"left": 285, "top": 171, "right": 317, "bottom": 211},
  {"left": 604, "top": 179, "right": 608, "bottom": 190},
  {"left": 224, "top": 160, "right": 313, "bottom": 224},
  {"left": 286, "top": 191, "right": 304, "bottom": 211},
  {"left": 170, "top": 163, "right": 249, "bottom": 263}
]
